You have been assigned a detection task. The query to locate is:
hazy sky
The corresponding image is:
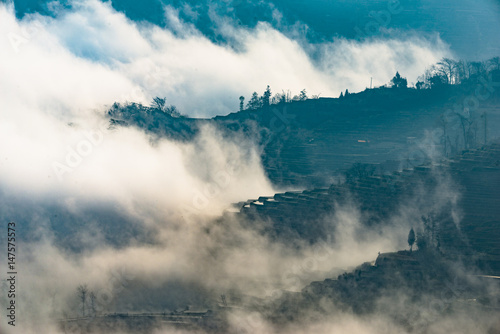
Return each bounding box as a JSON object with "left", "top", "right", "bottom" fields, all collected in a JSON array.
[
  {"left": 9, "top": 0, "right": 500, "bottom": 60},
  {"left": 2, "top": 0, "right": 461, "bottom": 117}
]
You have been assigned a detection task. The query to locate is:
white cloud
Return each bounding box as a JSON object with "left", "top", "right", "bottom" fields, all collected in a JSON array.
[
  {"left": 2, "top": 0, "right": 450, "bottom": 117},
  {"left": 0, "top": 2, "right": 461, "bottom": 333}
]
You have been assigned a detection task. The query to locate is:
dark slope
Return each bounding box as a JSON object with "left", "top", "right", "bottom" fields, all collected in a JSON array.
[
  {"left": 264, "top": 248, "right": 500, "bottom": 332},
  {"left": 109, "top": 83, "right": 500, "bottom": 187},
  {"left": 236, "top": 142, "right": 500, "bottom": 276}
]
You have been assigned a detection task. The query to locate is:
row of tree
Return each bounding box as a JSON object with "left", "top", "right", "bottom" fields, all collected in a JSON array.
[
  {"left": 407, "top": 215, "right": 441, "bottom": 252},
  {"left": 76, "top": 284, "right": 97, "bottom": 317},
  {"left": 347, "top": 56, "right": 500, "bottom": 95},
  {"left": 151, "top": 56, "right": 499, "bottom": 115},
  {"left": 418, "top": 56, "right": 500, "bottom": 89},
  {"left": 383, "top": 57, "right": 500, "bottom": 90},
  {"left": 240, "top": 86, "right": 311, "bottom": 111}
]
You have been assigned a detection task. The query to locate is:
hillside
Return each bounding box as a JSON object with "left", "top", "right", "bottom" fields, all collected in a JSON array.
[
  {"left": 235, "top": 142, "right": 500, "bottom": 276},
  {"left": 265, "top": 249, "right": 500, "bottom": 332},
  {"left": 109, "top": 81, "right": 500, "bottom": 187}
]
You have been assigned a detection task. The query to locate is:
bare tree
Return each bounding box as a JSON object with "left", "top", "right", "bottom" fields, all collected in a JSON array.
[
  {"left": 89, "top": 291, "right": 97, "bottom": 316},
  {"left": 165, "top": 105, "right": 181, "bottom": 117},
  {"left": 470, "top": 61, "right": 486, "bottom": 77},
  {"left": 456, "top": 112, "right": 476, "bottom": 149},
  {"left": 438, "top": 114, "right": 449, "bottom": 157},
  {"left": 488, "top": 57, "right": 500, "bottom": 71},
  {"left": 151, "top": 97, "right": 166, "bottom": 111},
  {"left": 220, "top": 294, "right": 227, "bottom": 307},
  {"left": 299, "top": 89, "right": 308, "bottom": 101},
  {"left": 455, "top": 60, "right": 471, "bottom": 83},
  {"left": 271, "top": 93, "right": 284, "bottom": 105},
  {"left": 436, "top": 58, "right": 458, "bottom": 84},
  {"left": 481, "top": 112, "right": 488, "bottom": 144},
  {"left": 77, "top": 285, "right": 88, "bottom": 317}
]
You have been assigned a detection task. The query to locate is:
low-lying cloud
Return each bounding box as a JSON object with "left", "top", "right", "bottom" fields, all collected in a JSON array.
[
  {"left": 0, "top": 1, "right": 473, "bottom": 333},
  {"left": 3, "top": 0, "right": 450, "bottom": 117}
]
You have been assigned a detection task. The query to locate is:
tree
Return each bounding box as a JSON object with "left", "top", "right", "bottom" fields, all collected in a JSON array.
[
  {"left": 390, "top": 72, "right": 408, "bottom": 89},
  {"left": 344, "top": 163, "right": 375, "bottom": 183},
  {"left": 262, "top": 85, "right": 272, "bottom": 107},
  {"left": 439, "top": 113, "right": 450, "bottom": 157},
  {"left": 456, "top": 112, "right": 476, "bottom": 149},
  {"left": 247, "top": 92, "right": 261, "bottom": 110},
  {"left": 271, "top": 93, "right": 285, "bottom": 105},
  {"left": 89, "top": 291, "right": 97, "bottom": 316},
  {"left": 407, "top": 228, "right": 415, "bottom": 252},
  {"left": 239, "top": 96, "right": 245, "bottom": 111},
  {"left": 339, "top": 91, "right": 344, "bottom": 98},
  {"left": 436, "top": 58, "right": 458, "bottom": 84},
  {"left": 416, "top": 231, "right": 428, "bottom": 251},
  {"left": 345, "top": 89, "right": 350, "bottom": 96},
  {"left": 151, "top": 97, "right": 180, "bottom": 117},
  {"left": 77, "top": 285, "right": 88, "bottom": 317},
  {"left": 429, "top": 74, "right": 447, "bottom": 88},
  {"left": 470, "top": 61, "right": 486, "bottom": 78},
  {"left": 165, "top": 105, "right": 181, "bottom": 117},
  {"left": 455, "top": 60, "right": 468, "bottom": 83},
  {"left": 415, "top": 81, "right": 424, "bottom": 90},
  {"left": 299, "top": 89, "right": 307, "bottom": 101},
  {"left": 488, "top": 57, "right": 500, "bottom": 71},
  {"left": 151, "top": 97, "right": 166, "bottom": 111}
]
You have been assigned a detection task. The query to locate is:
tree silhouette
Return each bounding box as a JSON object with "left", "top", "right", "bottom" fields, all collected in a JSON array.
[
  {"left": 299, "top": 89, "right": 307, "bottom": 101},
  {"left": 77, "top": 285, "right": 88, "bottom": 317},
  {"left": 344, "top": 163, "right": 375, "bottom": 183},
  {"left": 151, "top": 97, "right": 180, "bottom": 117},
  {"left": 436, "top": 58, "right": 458, "bottom": 84},
  {"left": 151, "top": 97, "right": 166, "bottom": 111},
  {"left": 262, "top": 85, "right": 272, "bottom": 107},
  {"left": 247, "top": 92, "right": 261, "bottom": 110},
  {"left": 488, "top": 57, "right": 500, "bottom": 71},
  {"left": 416, "top": 231, "right": 428, "bottom": 251},
  {"left": 345, "top": 89, "right": 350, "bottom": 96},
  {"left": 89, "top": 291, "right": 97, "bottom": 316},
  {"left": 239, "top": 96, "right": 245, "bottom": 111},
  {"left": 469, "top": 61, "right": 486, "bottom": 78},
  {"left": 456, "top": 112, "right": 476, "bottom": 149},
  {"left": 339, "top": 91, "right": 344, "bottom": 98},
  {"left": 271, "top": 93, "right": 284, "bottom": 105},
  {"left": 408, "top": 228, "right": 415, "bottom": 252},
  {"left": 429, "top": 74, "right": 447, "bottom": 88},
  {"left": 165, "top": 105, "right": 181, "bottom": 117},
  {"left": 390, "top": 72, "right": 408, "bottom": 89}
]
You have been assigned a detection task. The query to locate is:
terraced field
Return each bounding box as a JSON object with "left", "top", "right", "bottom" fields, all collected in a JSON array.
[{"left": 236, "top": 142, "right": 500, "bottom": 275}]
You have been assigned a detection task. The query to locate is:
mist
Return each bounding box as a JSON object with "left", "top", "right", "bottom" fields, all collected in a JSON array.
[
  {"left": 2, "top": 0, "right": 450, "bottom": 117},
  {"left": 1, "top": 0, "right": 499, "bottom": 333}
]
